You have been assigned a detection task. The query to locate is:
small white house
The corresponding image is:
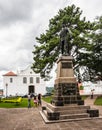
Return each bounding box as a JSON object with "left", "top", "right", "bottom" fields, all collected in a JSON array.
[{"left": 3, "top": 65, "right": 46, "bottom": 96}]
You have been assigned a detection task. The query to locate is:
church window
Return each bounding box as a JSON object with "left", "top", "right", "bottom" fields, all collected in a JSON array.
[
  {"left": 30, "top": 77, "right": 33, "bottom": 83},
  {"left": 36, "top": 77, "right": 40, "bottom": 83},
  {"left": 10, "top": 78, "right": 13, "bottom": 83},
  {"left": 23, "top": 77, "right": 27, "bottom": 84}
]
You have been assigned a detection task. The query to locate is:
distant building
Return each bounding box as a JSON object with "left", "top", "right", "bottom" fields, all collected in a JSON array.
[{"left": 3, "top": 65, "right": 46, "bottom": 96}]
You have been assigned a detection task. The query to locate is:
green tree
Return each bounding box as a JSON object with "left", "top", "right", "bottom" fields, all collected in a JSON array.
[
  {"left": 83, "top": 16, "right": 102, "bottom": 81},
  {"left": 32, "top": 4, "right": 93, "bottom": 80}
]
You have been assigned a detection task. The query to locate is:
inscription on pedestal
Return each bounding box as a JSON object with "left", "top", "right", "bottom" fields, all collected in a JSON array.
[
  {"left": 62, "top": 62, "right": 72, "bottom": 68},
  {"left": 54, "top": 83, "right": 78, "bottom": 96},
  {"left": 62, "top": 83, "right": 77, "bottom": 95}
]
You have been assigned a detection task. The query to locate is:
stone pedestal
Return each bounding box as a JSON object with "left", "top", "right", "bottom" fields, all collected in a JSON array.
[
  {"left": 40, "top": 56, "right": 99, "bottom": 123},
  {"left": 52, "top": 56, "right": 83, "bottom": 106}
]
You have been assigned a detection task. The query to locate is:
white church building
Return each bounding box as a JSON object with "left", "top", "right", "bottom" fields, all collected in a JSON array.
[{"left": 3, "top": 65, "right": 46, "bottom": 97}]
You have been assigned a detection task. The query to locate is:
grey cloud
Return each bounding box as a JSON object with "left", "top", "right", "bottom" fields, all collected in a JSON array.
[
  {"left": 0, "top": 0, "right": 34, "bottom": 27},
  {"left": 0, "top": 47, "right": 33, "bottom": 71}
]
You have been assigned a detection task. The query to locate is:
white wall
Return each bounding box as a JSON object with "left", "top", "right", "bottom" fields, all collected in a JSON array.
[
  {"left": 3, "top": 66, "right": 46, "bottom": 96},
  {"left": 80, "top": 81, "right": 102, "bottom": 95}
]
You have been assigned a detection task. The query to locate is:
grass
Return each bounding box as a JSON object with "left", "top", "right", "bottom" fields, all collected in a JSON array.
[
  {"left": 1, "top": 95, "right": 102, "bottom": 108},
  {"left": 0, "top": 98, "right": 34, "bottom": 108},
  {"left": 81, "top": 95, "right": 88, "bottom": 100},
  {"left": 42, "top": 96, "right": 52, "bottom": 103},
  {"left": 94, "top": 96, "right": 102, "bottom": 105}
]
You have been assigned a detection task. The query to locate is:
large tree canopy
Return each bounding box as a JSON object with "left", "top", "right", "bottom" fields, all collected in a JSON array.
[
  {"left": 93, "top": 16, "right": 102, "bottom": 80},
  {"left": 32, "top": 4, "right": 95, "bottom": 81},
  {"left": 82, "top": 16, "right": 102, "bottom": 81}
]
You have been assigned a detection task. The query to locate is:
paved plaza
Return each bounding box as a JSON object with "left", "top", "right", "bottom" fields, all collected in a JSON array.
[{"left": 0, "top": 96, "right": 102, "bottom": 130}]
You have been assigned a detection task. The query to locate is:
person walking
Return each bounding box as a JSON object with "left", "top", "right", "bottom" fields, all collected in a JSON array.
[
  {"left": 33, "top": 96, "right": 38, "bottom": 107},
  {"left": 91, "top": 89, "right": 94, "bottom": 99},
  {"left": 28, "top": 93, "right": 31, "bottom": 108},
  {"left": 38, "top": 93, "right": 42, "bottom": 106}
]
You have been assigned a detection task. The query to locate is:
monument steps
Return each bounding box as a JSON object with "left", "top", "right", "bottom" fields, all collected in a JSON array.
[
  {"left": 59, "top": 113, "right": 89, "bottom": 120},
  {"left": 57, "top": 109, "right": 87, "bottom": 115},
  {"left": 46, "top": 103, "right": 90, "bottom": 111},
  {"left": 42, "top": 110, "right": 48, "bottom": 117},
  {"left": 46, "top": 104, "right": 90, "bottom": 119},
  {"left": 42, "top": 106, "right": 89, "bottom": 121}
]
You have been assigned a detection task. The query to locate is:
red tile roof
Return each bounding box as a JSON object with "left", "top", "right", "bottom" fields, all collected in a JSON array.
[{"left": 3, "top": 71, "right": 17, "bottom": 76}]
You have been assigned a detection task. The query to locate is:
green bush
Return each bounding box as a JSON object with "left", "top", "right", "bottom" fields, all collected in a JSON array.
[
  {"left": 0, "top": 98, "right": 34, "bottom": 108},
  {"left": 79, "top": 86, "right": 84, "bottom": 90},
  {"left": 1, "top": 97, "right": 22, "bottom": 103}
]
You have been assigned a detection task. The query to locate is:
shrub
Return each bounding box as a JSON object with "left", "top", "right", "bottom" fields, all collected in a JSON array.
[{"left": 79, "top": 86, "right": 84, "bottom": 90}]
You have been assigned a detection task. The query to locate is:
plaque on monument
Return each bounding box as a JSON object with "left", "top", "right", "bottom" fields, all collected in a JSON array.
[{"left": 62, "top": 62, "right": 72, "bottom": 68}]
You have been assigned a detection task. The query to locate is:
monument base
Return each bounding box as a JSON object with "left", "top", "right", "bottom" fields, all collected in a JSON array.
[
  {"left": 40, "top": 56, "right": 99, "bottom": 123},
  {"left": 40, "top": 103, "right": 100, "bottom": 123}
]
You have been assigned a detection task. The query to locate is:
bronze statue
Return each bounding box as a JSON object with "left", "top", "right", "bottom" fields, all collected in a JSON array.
[{"left": 60, "top": 24, "right": 70, "bottom": 55}]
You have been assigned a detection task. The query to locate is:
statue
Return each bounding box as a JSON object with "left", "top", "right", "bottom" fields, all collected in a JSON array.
[{"left": 60, "top": 24, "right": 70, "bottom": 55}]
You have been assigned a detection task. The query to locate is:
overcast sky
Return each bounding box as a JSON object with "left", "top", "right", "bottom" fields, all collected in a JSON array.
[{"left": 0, "top": 0, "right": 102, "bottom": 88}]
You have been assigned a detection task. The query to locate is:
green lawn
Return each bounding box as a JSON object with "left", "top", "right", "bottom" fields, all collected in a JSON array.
[
  {"left": 94, "top": 96, "right": 102, "bottom": 105},
  {"left": 81, "top": 95, "right": 89, "bottom": 100},
  {"left": 1, "top": 96, "right": 102, "bottom": 108},
  {"left": 0, "top": 98, "right": 34, "bottom": 108},
  {"left": 42, "top": 96, "right": 52, "bottom": 103}
]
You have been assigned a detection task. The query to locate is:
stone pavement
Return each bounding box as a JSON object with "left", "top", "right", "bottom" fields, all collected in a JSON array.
[
  {"left": 0, "top": 97, "right": 102, "bottom": 130},
  {"left": 85, "top": 95, "right": 102, "bottom": 115}
]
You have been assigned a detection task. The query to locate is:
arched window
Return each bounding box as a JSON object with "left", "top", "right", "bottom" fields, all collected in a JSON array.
[
  {"left": 10, "top": 78, "right": 13, "bottom": 83},
  {"left": 36, "top": 77, "right": 40, "bottom": 83},
  {"left": 23, "top": 77, "right": 27, "bottom": 84},
  {"left": 30, "top": 77, "right": 33, "bottom": 83}
]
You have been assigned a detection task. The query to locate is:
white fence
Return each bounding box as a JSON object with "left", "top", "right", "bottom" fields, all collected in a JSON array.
[{"left": 80, "top": 82, "right": 102, "bottom": 95}]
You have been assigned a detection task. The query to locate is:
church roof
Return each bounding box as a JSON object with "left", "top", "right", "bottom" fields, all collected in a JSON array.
[{"left": 3, "top": 71, "right": 17, "bottom": 76}]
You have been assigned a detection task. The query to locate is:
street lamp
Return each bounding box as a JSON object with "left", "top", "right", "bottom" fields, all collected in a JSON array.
[{"left": 5, "top": 83, "right": 8, "bottom": 98}]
